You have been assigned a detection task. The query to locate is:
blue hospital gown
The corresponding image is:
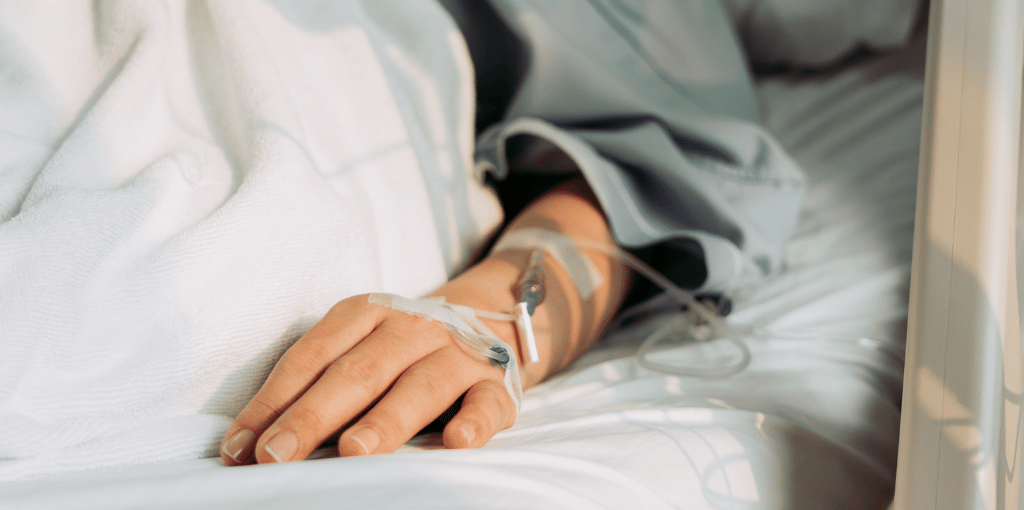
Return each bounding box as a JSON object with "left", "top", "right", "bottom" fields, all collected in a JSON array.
[{"left": 446, "top": 0, "right": 806, "bottom": 295}]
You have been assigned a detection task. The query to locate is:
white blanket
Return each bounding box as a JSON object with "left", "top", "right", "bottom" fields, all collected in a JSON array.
[{"left": 0, "top": 0, "right": 503, "bottom": 480}]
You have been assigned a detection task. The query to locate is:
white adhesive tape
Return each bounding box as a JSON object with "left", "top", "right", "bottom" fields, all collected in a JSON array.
[
  {"left": 367, "top": 293, "right": 523, "bottom": 414},
  {"left": 492, "top": 227, "right": 603, "bottom": 299},
  {"left": 514, "top": 302, "right": 540, "bottom": 364}
]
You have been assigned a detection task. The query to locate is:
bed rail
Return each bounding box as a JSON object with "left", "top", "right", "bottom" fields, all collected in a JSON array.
[{"left": 894, "top": 0, "right": 1024, "bottom": 508}]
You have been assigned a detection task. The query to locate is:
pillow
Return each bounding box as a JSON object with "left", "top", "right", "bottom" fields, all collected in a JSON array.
[{"left": 719, "top": 0, "right": 924, "bottom": 68}]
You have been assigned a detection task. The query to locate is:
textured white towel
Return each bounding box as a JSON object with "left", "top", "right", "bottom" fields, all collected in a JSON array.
[{"left": 0, "top": 0, "right": 502, "bottom": 480}]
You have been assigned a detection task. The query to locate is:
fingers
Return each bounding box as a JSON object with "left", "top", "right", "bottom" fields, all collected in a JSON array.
[
  {"left": 220, "top": 296, "right": 441, "bottom": 465},
  {"left": 221, "top": 296, "right": 381, "bottom": 464},
  {"left": 247, "top": 316, "right": 451, "bottom": 464},
  {"left": 336, "top": 346, "right": 505, "bottom": 456},
  {"left": 442, "top": 379, "right": 517, "bottom": 449},
  {"left": 220, "top": 294, "right": 519, "bottom": 467}
]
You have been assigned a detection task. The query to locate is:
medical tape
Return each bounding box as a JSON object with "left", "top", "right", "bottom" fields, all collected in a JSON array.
[
  {"left": 366, "top": 293, "right": 523, "bottom": 414},
  {"left": 491, "top": 228, "right": 754, "bottom": 379},
  {"left": 491, "top": 227, "right": 603, "bottom": 299},
  {"left": 514, "top": 302, "right": 539, "bottom": 364}
]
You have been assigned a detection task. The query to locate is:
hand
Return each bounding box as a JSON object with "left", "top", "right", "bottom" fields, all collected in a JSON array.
[
  {"left": 220, "top": 293, "right": 519, "bottom": 465},
  {"left": 220, "top": 179, "right": 632, "bottom": 465}
]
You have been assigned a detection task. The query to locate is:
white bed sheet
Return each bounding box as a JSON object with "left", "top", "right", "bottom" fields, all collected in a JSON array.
[{"left": 0, "top": 33, "right": 926, "bottom": 510}]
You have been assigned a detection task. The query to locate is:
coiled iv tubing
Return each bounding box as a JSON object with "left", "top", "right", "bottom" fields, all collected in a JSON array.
[{"left": 568, "top": 236, "right": 754, "bottom": 378}]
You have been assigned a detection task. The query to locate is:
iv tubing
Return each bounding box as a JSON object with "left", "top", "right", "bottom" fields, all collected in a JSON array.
[
  {"left": 491, "top": 228, "right": 753, "bottom": 378},
  {"left": 569, "top": 236, "right": 752, "bottom": 378}
]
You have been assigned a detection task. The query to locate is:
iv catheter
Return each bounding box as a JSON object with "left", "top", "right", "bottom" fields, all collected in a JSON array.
[
  {"left": 500, "top": 228, "right": 754, "bottom": 378},
  {"left": 514, "top": 249, "right": 545, "bottom": 364}
]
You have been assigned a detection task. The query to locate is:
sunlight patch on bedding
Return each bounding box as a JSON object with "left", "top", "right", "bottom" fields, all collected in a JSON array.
[
  {"left": 857, "top": 337, "right": 885, "bottom": 350},
  {"left": 620, "top": 407, "right": 716, "bottom": 425},
  {"left": 664, "top": 376, "right": 682, "bottom": 394},
  {"left": 706, "top": 397, "right": 737, "bottom": 410},
  {"left": 519, "top": 381, "right": 608, "bottom": 413},
  {"left": 705, "top": 427, "right": 760, "bottom": 503},
  {"left": 599, "top": 362, "right": 623, "bottom": 381}
]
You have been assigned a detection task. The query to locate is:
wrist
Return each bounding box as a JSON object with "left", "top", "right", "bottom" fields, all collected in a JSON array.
[
  {"left": 430, "top": 251, "right": 552, "bottom": 389},
  {"left": 431, "top": 180, "right": 633, "bottom": 389}
]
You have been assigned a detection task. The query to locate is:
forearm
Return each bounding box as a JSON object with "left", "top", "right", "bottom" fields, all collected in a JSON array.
[{"left": 431, "top": 179, "right": 633, "bottom": 388}]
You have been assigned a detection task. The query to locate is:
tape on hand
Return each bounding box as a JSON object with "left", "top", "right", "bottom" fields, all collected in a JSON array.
[{"left": 367, "top": 293, "right": 523, "bottom": 414}]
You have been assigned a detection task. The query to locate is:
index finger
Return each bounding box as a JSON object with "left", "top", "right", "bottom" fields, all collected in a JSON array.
[{"left": 220, "top": 294, "right": 385, "bottom": 465}]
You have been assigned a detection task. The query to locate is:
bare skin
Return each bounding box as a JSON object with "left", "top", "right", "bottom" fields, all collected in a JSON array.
[{"left": 220, "top": 179, "right": 632, "bottom": 465}]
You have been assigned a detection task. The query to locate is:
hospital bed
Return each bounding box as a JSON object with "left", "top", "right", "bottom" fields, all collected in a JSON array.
[
  {"left": 0, "top": 0, "right": 1016, "bottom": 508},
  {"left": 894, "top": 0, "right": 1024, "bottom": 508}
]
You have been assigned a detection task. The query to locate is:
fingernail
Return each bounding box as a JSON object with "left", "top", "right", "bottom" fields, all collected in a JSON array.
[
  {"left": 459, "top": 424, "right": 475, "bottom": 446},
  {"left": 264, "top": 431, "right": 299, "bottom": 463},
  {"left": 222, "top": 429, "right": 255, "bottom": 462},
  {"left": 349, "top": 428, "right": 380, "bottom": 455}
]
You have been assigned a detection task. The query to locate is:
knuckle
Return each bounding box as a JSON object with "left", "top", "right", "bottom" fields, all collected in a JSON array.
[
  {"left": 233, "top": 395, "right": 282, "bottom": 432},
  {"left": 278, "top": 341, "right": 330, "bottom": 378},
  {"left": 284, "top": 405, "right": 330, "bottom": 435},
  {"left": 248, "top": 394, "right": 281, "bottom": 419},
  {"left": 331, "top": 294, "right": 370, "bottom": 314},
  {"left": 326, "top": 356, "right": 380, "bottom": 398},
  {"left": 404, "top": 363, "right": 457, "bottom": 403},
  {"left": 383, "top": 314, "right": 449, "bottom": 345}
]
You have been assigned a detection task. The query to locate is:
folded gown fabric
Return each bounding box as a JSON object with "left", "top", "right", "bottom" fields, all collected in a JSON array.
[{"left": 455, "top": 0, "right": 806, "bottom": 293}]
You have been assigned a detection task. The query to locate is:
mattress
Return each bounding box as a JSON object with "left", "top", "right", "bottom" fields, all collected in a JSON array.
[{"left": 0, "top": 32, "right": 926, "bottom": 510}]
